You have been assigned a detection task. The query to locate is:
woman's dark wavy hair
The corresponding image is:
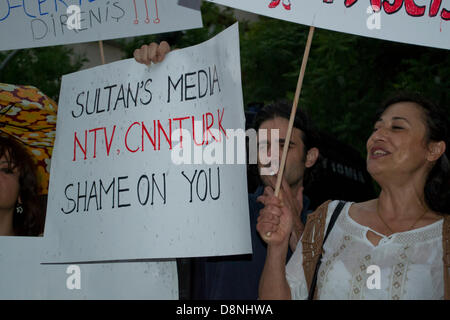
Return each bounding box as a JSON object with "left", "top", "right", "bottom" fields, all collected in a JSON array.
[
  {"left": 377, "top": 92, "right": 450, "bottom": 215},
  {"left": 253, "top": 100, "right": 320, "bottom": 186},
  {"left": 0, "top": 134, "right": 44, "bottom": 236}
]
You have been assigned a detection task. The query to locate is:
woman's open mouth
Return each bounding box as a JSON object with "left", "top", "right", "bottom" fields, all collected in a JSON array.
[{"left": 369, "top": 146, "right": 391, "bottom": 159}]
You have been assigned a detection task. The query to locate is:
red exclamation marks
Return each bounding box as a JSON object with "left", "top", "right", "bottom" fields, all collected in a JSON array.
[
  {"left": 132, "top": 0, "right": 161, "bottom": 24},
  {"left": 133, "top": 0, "right": 139, "bottom": 24},
  {"left": 154, "top": 0, "right": 160, "bottom": 24},
  {"left": 144, "top": 0, "right": 150, "bottom": 23}
]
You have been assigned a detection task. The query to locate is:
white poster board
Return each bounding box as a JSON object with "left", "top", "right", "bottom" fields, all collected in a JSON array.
[
  {"left": 43, "top": 23, "right": 252, "bottom": 263},
  {"left": 0, "top": 0, "right": 202, "bottom": 51},
  {"left": 208, "top": 0, "right": 450, "bottom": 50},
  {"left": 0, "top": 237, "right": 178, "bottom": 299}
]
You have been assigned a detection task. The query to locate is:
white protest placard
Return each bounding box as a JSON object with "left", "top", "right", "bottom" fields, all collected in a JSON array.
[
  {"left": 43, "top": 23, "right": 252, "bottom": 263},
  {"left": 208, "top": 0, "right": 450, "bottom": 50},
  {"left": 0, "top": 0, "right": 202, "bottom": 51},
  {"left": 0, "top": 237, "right": 178, "bottom": 299}
]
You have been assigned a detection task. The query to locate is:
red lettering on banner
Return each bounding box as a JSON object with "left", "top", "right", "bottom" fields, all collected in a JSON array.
[
  {"left": 442, "top": 7, "right": 450, "bottom": 19},
  {"left": 192, "top": 114, "right": 205, "bottom": 146},
  {"left": 89, "top": 128, "right": 103, "bottom": 159},
  {"left": 383, "top": 0, "right": 403, "bottom": 14},
  {"left": 205, "top": 112, "right": 217, "bottom": 145},
  {"left": 74, "top": 126, "right": 117, "bottom": 161},
  {"left": 142, "top": 121, "right": 157, "bottom": 151},
  {"left": 345, "top": 0, "right": 358, "bottom": 7},
  {"left": 104, "top": 126, "right": 116, "bottom": 156},
  {"left": 157, "top": 120, "right": 172, "bottom": 150},
  {"left": 429, "top": 0, "right": 442, "bottom": 16},
  {"left": 370, "top": 0, "right": 382, "bottom": 11},
  {"left": 217, "top": 108, "right": 228, "bottom": 141},
  {"left": 73, "top": 130, "right": 88, "bottom": 161},
  {"left": 173, "top": 116, "right": 190, "bottom": 148},
  {"left": 125, "top": 122, "right": 140, "bottom": 153},
  {"left": 71, "top": 109, "right": 228, "bottom": 161},
  {"left": 405, "top": 0, "right": 426, "bottom": 16},
  {"left": 322, "top": 0, "right": 449, "bottom": 21}
]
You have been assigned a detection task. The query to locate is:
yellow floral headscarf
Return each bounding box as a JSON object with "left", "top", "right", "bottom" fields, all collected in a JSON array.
[{"left": 0, "top": 83, "right": 58, "bottom": 194}]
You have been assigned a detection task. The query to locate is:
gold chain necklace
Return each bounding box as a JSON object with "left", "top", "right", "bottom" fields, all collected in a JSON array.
[{"left": 376, "top": 201, "right": 428, "bottom": 235}]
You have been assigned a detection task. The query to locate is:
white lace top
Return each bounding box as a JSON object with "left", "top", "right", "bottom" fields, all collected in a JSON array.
[{"left": 286, "top": 200, "right": 444, "bottom": 300}]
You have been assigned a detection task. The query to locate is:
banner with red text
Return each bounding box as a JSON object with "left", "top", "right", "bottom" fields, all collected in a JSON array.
[
  {"left": 43, "top": 23, "right": 252, "bottom": 263},
  {"left": 208, "top": 0, "right": 450, "bottom": 50},
  {"left": 0, "top": 0, "right": 202, "bottom": 51}
]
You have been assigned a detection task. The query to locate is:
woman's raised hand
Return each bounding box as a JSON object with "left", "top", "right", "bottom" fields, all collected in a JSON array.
[
  {"left": 256, "top": 185, "right": 294, "bottom": 247},
  {"left": 133, "top": 41, "right": 171, "bottom": 65}
]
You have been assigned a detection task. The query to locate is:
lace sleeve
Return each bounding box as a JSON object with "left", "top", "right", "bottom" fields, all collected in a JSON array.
[
  {"left": 285, "top": 238, "right": 309, "bottom": 299},
  {"left": 285, "top": 200, "right": 341, "bottom": 300}
]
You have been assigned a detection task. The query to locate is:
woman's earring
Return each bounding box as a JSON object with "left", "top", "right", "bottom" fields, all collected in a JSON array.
[{"left": 16, "top": 204, "right": 23, "bottom": 215}]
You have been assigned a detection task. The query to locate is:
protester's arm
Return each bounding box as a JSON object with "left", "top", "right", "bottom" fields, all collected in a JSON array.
[
  {"left": 133, "top": 41, "right": 171, "bottom": 65},
  {"left": 258, "top": 240, "right": 292, "bottom": 299},
  {"left": 279, "top": 179, "right": 305, "bottom": 251},
  {"left": 256, "top": 187, "right": 293, "bottom": 299}
]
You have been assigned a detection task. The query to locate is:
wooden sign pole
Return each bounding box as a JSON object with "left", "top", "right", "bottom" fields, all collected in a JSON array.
[
  {"left": 274, "top": 26, "right": 315, "bottom": 197},
  {"left": 266, "top": 26, "right": 315, "bottom": 238},
  {"left": 99, "top": 40, "right": 106, "bottom": 65}
]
